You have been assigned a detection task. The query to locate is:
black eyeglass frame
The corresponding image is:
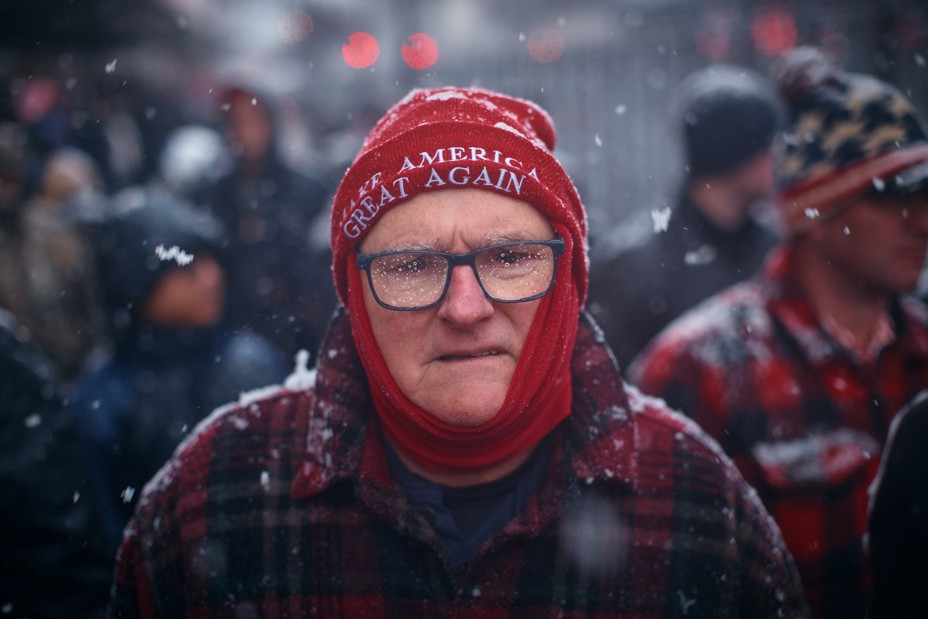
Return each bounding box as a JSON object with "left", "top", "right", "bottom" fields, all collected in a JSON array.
[{"left": 356, "top": 238, "right": 566, "bottom": 311}]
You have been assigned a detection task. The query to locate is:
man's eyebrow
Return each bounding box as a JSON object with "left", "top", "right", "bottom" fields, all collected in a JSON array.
[
  {"left": 365, "top": 238, "right": 446, "bottom": 252},
  {"left": 471, "top": 232, "right": 543, "bottom": 246},
  {"left": 366, "top": 232, "right": 545, "bottom": 254}
]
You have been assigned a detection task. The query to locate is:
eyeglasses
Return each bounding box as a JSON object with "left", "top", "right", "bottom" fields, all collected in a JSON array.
[
  {"left": 356, "top": 239, "right": 565, "bottom": 311},
  {"left": 866, "top": 163, "right": 928, "bottom": 211},
  {"left": 871, "top": 162, "right": 928, "bottom": 197}
]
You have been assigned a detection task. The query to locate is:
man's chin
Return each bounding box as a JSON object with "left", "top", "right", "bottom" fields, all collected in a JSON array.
[{"left": 422, "top": 400, "right": 504, "bottom": 428}]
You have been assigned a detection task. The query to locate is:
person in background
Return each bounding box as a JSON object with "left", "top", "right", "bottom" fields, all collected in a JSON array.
[
  {"left": 588, "top": 64, "right": 781, "bottom": 369},
  {"left": 195, "top": 84, "right": 336, "bottom": 362},
  {"left": 631, "top": 46, "right": 928, "bottom": 619},
  {"left": 866, "top": 389, "right": 928, "bottom": 618},
  {"left": 0, "top": 308, "right": 111, "bottom": 619},
  {"left": 157, "top": 124, "right": 229, "bottom": 201},
  {"left": 0, "top": 123, "right": 108, "bottom": 381},
  {"left": 110, "top": 86, "right": 807, "bottom": 618},
  {"left": 68, "top": 189, "right": 289, "bottom": 563}
]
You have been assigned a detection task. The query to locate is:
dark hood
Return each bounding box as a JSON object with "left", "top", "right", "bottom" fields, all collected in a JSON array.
[{"left": 91, "top": 187, "right": 225, "bottom": 345}]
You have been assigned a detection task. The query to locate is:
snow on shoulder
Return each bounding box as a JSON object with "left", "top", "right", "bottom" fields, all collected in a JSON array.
[
  {"left": 139, "top": 350, "right": 320, "bottom": 504},
  {"left": 283, "top": 349, "right": 317, "bottom": 391},
  {"left": 172, "top": 349, "right": 316, "bottom": 457},
  {"left": 233, "top": 349, "right": 316, "bottom": 409}
]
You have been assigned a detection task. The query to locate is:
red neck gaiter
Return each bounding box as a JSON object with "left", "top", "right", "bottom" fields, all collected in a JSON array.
[
  {"left": 329, "top": 87, "right": 589, "bottom": 474},
  {"left": 347, "top": 227, "right": 580, "bottom": 474}
]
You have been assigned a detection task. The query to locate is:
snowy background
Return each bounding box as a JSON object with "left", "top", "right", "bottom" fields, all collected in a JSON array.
[{"left": 2, "top": 0, "right": 926, "bottom": 245}]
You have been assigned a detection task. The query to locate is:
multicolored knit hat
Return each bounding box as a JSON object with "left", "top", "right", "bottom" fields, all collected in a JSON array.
[
  {"left": 773, "top": 46, "right": 928, "bottom": 236},
  {"left": 329, "top": 87, "right": 588, "bottom": 473}
]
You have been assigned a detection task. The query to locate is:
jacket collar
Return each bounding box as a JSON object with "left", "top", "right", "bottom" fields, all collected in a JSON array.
[{"left": 561, "top": 314, "right": 638, "bottom": 492}]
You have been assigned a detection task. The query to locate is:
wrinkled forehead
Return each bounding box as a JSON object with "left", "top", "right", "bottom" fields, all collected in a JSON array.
[{"left": 358, "top": 187, "right": 555, "bottom": 253}]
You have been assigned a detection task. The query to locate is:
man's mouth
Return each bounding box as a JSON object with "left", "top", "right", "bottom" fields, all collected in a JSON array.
[{"left": 438, "top": 350, "right": 501, "bottom": 361}]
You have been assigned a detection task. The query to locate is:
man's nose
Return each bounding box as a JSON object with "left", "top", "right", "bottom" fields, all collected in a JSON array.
[
  {"left": 195, "top": 257, "right": 225, "bottom": 288},
  {"left": 436, "top": 264, "right": 494, "bottom": 325}
]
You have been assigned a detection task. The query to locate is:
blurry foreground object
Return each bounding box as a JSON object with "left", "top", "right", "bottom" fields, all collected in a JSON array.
[{"left": 867, "top": 390, "right": 928, "bottom": 618}]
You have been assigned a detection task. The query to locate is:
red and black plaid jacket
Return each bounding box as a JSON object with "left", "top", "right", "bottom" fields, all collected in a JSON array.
[
  {"left": 110, "top": 310, "right": 807, "bottom": 618},
  {"left": 631, "top": 248, "right": 928, "bottom": 619}
]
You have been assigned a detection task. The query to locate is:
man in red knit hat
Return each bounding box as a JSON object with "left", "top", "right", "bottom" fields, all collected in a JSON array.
[
  {"left": 632, "top": 47, "right": 928, "bottom": 619},
  {"left": 110, "top": 87, "right": 806, "bottom": 617}
]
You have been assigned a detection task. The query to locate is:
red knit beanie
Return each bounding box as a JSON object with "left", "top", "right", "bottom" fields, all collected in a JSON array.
[{"left": 330, "top": 87, "right": 588, "bottom": 473}]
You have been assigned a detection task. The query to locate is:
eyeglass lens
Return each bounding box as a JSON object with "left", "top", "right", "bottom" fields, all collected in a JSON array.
[{"left": 368, "top": 243, "right": 557, "bottom": 309}]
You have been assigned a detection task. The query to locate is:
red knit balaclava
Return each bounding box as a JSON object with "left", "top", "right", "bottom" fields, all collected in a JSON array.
[{"left": 330, "top": 87, "right": 588, "bottom": 473}]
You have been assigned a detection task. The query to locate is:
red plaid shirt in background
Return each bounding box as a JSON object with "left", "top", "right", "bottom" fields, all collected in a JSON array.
[
  {"left": 631, "top": 247, "right": 928, "bottom": 619},
  {"left": 109, "top": 310, "right": 807, "bottom": 618}
]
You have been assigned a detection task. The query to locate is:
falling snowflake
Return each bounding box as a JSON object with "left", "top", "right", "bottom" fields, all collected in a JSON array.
[
  {"left": 651, "top": 207, "right": 672, "bottom": 233},
  {"left": 684, "top": 245, "right": 717, "bottom": 266}
]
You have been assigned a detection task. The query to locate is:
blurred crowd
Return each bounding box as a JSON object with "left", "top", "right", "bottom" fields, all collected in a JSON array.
[{"left": 0, "top": 74, "right": 339, "bottom": 617}]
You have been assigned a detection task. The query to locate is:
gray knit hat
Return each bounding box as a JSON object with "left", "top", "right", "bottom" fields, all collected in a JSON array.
[{"left": 675, "top": 64, "right": 782, "bottom": 178}]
